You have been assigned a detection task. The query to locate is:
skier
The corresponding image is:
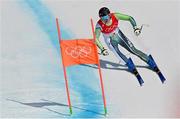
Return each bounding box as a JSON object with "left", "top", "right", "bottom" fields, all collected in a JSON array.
[{"left": 95, "top": 7, "right": 166, "bottom": 86}]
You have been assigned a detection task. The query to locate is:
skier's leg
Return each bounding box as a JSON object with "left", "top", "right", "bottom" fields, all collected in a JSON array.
[
  {"left": 117, "top": 29, "right": 165, "bottom": 83},
  {"left": 110, "top": 39, "right": 137, "bottom": 73},
  {"left": 109, "top": 33, "right": 138, "bottom": 71},
  {"left": 129, "top": 43, "right": 149, "bottom": 62},
  {"left": 109, "top": 39, "right": 129, "bottom": 63},
  {"left": 110, "top": 39, "right": 144, "bottom": 85},
  {"left": 117, "top": 29, "right": 149, "bottom": 63},
  {"left": 108, "top": 31, "right": 144, "bottom": 86}
]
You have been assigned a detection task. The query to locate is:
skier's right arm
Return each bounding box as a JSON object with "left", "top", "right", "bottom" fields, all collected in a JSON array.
[
  {"left": 95, "top": 28, "right": 109, "bottom": 56},
  {"left": 95, "top": 28, "right": 104, "bottom": 51}
]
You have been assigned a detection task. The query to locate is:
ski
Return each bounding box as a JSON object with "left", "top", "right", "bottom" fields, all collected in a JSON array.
[
  {"left": 126, "top": 58, "right": 144, "bottom": 86},
  {"left": 153, "top": 66, "right": 166, "bottom": 83},
  {"left": 132, "top": 69, "right": 144, "bottom": 86}
]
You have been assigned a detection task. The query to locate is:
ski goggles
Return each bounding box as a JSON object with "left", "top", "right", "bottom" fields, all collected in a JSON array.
[{"left": 101, "top": 15, "right": 110, "bottom": 21}]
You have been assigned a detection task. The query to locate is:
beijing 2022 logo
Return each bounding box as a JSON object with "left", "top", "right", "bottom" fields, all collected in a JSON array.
[{"left": 65, "top": 46, "right": 92, "bottom": 58}]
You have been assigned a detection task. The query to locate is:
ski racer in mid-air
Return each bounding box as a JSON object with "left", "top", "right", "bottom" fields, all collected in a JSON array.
[{"left": 95, "top": 7, "right": 166, "bottom": 86}]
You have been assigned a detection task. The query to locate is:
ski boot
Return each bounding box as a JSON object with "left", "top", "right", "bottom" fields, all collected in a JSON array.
[
  {"left": 147, "top": 55, "right": 166, "bottom": 83},
  {"left": 126, "top": 58, "right": 144, "bottom": 86}
]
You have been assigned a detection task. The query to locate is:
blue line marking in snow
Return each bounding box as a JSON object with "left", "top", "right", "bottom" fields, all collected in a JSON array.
[
  {"left": 20, "top": 0, "right": 104, "bottom": 118},
  {"left": 22, "top": 0, "right": 72, "bottom": 51}
]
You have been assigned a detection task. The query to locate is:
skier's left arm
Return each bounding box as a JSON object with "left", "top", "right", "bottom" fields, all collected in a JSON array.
[{"left": 114, "top": 12, "right": 141, "bottom": 36}]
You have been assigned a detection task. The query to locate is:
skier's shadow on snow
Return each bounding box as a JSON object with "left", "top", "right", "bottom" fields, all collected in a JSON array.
[
  {"left": 6, "top": 98, "right": 70, "bottom": 117},
  {"left": 6, "top": 98, "right": 104, "bottom": 117},
  {"left": 81, "top": 59, "right": 151, "bottom": 74}
]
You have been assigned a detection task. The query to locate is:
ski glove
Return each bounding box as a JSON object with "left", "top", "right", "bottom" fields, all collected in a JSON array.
[
  {"left": 134, "top": 26, "right": 141, "bottom": 36},
  {"left": 101, "top": 48, "right": 109, "bottom": 56}
]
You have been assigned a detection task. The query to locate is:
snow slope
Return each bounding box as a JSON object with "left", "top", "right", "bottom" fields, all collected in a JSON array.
[{"left": 1, "top": 0, "right": 180, "bottom": 118}]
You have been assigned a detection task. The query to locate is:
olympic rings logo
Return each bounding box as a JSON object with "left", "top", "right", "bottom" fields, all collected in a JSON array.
[
  {"left": 65, "top": 46, "right": 92, "bottom": 58},
  {"left": 104, "top": 23, "right": 118, "bottom": 32}
]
